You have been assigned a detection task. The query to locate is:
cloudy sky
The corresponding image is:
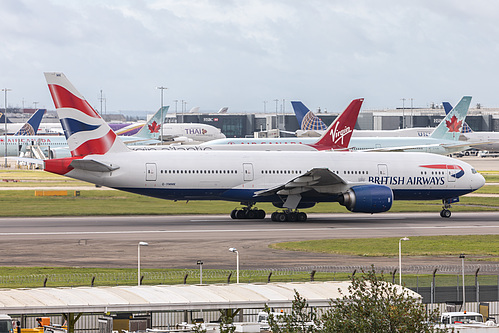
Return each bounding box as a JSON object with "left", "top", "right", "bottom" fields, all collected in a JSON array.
[{"left": 1, "top": 0, "right": 498, "bottom": 114}]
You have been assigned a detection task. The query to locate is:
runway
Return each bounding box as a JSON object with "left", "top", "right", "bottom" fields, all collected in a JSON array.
[{"left": 1, "top": 212, "right": 498, "bottom": 270}]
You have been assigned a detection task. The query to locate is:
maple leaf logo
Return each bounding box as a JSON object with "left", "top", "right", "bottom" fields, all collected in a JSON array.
[
  {"left": 445, "top": 115, "right": 462, "bottom": 132},
  {"left": 148, "top": 121, "right": 161, "bottom": 133}
]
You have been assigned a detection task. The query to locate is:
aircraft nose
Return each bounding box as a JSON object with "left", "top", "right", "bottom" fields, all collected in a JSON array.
[{"left": 475, "top": 172, "right": 486, "bottom": 190}]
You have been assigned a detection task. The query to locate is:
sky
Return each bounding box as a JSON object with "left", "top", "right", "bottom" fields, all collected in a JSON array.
[{"left": 1, "top": 0, "right": 499, "bottom": 114}]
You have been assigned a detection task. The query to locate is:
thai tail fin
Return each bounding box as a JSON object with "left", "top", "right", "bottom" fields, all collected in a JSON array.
[
  {"left": 430, "top": 96, "right": 471, "bottom": 140},
  {"left": 135, "top": 106, "right": 170, "bottom": 139},
  {"left": 44, "top": 72, "right": 129, "bottom": 157},
  {"left": 308, "top": 98, "right": 364, "bottom": 151},
  {"left": 290, "top": 101, "right": 328, "bottom": 131},
  {"left": 15, "top": 109, "right": 46, "bottom": 135},
  {"left": 443, "top": 101, "right": 473, "bottom": 133}
]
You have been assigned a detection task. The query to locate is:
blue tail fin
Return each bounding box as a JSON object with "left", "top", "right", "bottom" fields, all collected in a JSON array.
[
  {"left": 442, "top": 101, "right": 473, "bottom": 133},
  {"left": 290, "top": 101, "right": 327, "bottom": 131},
  {"left": 135, "top": 106, "right": 170, "bottom": 139},
  {"left": 15, "top": 109, "right": 46, "bottom": 135},
  {"left": 0, "top": 112, "right": 12, "bottom": 124},
  {"left": 430, "top": 96, "right": 471, "bottom": 140}
]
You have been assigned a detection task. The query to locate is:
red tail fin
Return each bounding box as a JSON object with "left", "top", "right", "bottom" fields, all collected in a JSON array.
[{"left": 308, "top": 98, "right": 363, "bottom": 151}]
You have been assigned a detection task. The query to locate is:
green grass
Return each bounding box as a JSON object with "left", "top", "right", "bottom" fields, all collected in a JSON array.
[
  {"left": 481, "top": 172, "right": 499, "bottom": 183},
  {"left": 270, "top": 235, "right": 499, "bottom": 257},
  {"left": 0, "top": 190, "right": 496, "bottom": 216}
]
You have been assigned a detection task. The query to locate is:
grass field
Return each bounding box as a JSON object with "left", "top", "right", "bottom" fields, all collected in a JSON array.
[{"left": 269, "top": 235, "right": 499, "bottom": 258}]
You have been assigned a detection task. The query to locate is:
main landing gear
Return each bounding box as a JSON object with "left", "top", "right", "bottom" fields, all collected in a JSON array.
[
  {"left": 271, "top": 210, "right": 307, "bottom": 222},
  {"left": 440, "top": 199, "right": 452, "bottom": 218},
  {"left": 230, "top": 202, "right": 266, "bottom": 220}
]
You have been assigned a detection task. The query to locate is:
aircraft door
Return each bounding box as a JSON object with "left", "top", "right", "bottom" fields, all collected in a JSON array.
[
  {"left": 378, "top": 164, "right": 388, "bottom": 176},
  {"left": 146, "top": 163, "right": 157, "bottom": 181},
  {"left": 243, "top": 163, "right": 254, "bottom": 181}
]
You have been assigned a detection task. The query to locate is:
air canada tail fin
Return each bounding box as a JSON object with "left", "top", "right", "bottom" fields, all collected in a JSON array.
[
  {"left": 290, "top": 101, "right": 327, "bottom": 131},
  {"left": 443, "top": 101, "right": 473, "bottom": 133},
  {"left": 430, "top": 96, "right": 471, "bottom": 140},
  {"left": 135, "top": 105, "right": 170, "bottom": 139},
  {"left": 44, "top": 72, "right": 129, "bottom": 157},
  {"left": 308, "top": 98, "right": 364, "bottom": 151},
  {"left": 15, "top": 109, "right": 46, "bottom": 135}
]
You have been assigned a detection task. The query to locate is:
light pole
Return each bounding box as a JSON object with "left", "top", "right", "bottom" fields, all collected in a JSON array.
[
  {"left": 2, "top": 88, "right": 11, "bottom": 167},
  {"left": 401, "top": 98, "right": 406, "bottom": 129},
  {"left": 137, "top": 241, "right": 148, "bottom": 285},
  {"left": 274, "top": 99, "right": 279, "bottom": 130},
  {"left": 460, "top": 253, "right": 466, "bottom": 310},
  {"left": 229, "top": 247, "right": 239, "bottom": 283},
  {"left": 197, "top": 260, "right": 203, "bottom": 284},
  {"left": 399, "top": 237, "right": 409, "bottom": 285},
  {"left": 157, "top": 86, "right": 167, "bottom": 143}
]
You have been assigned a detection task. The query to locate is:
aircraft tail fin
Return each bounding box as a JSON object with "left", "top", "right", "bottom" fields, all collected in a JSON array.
[
  {"left": 308, "top": 98, "right": 364, "bottom": 151},
  {"left": 135, "top": 106, "right": 170, "bottom": 139},
  {"left": 430, "top": 96, "right": 472, "bottom": 140},
  {"left": 443, "top": 101, "right": 473, "bottom": 133},
  {"left": 0, "top": 112, "right": 12, "bottom": 124},
  {"left": 290, "top": 101, "right": 327, "bottom": 131},
  {"left": 15, "top": 109, "right": 46, "bottom": 135},
  {"left": 44, "top": 72, "right": 129, "bottom": 157}
]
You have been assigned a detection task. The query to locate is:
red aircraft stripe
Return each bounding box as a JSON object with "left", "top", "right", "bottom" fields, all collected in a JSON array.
[
  {"left": 72, "top": 130, "right": 117, "bottom": 156},
  {"left": 48, "top": 84, "right": 101, "bottom": 119}
]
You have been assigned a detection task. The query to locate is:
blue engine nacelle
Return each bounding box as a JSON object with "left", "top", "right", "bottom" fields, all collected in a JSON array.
[{"left": 339, "top": 185, "right": 393, "bottom": 213}]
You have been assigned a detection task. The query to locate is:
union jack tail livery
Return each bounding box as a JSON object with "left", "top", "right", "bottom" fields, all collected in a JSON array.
[
  {"left": 430, "top": 96, "right": 471, "bottom": 141},
  {"left": 308, "top": 98, "right": 364, "bottom": 151},
  {"left": 44, "top": 72, "right": 129, "bottom": 157}
]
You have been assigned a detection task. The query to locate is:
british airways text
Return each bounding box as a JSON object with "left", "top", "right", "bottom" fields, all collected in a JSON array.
[{"left": 369, "top": 176, "right": 445, "bottom": 185}]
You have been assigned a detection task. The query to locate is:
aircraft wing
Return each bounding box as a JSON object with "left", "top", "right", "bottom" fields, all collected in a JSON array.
[{"left": 254, "top": 168, "right": 349, "bottom": 197}]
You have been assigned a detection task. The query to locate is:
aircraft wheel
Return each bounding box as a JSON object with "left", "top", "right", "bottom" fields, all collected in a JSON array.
[
  {"left": 236, "top": 210, "right": 246, "bottom": 219},
  {"left": 287, "top": 212, "right": 297, "bottom": 222},
  {"left": 277, "top": 213, "right": 287, "bottom": 222},
  {"left": 442, "top": 209, "right": 451, "bottom": 218},
  {"left": 257, "top": 209, "right": 266, "bottom": 219},
  {"left": 271, "top": 212, "right": 278, "bottom": 221},
  {"left": 246, "top": 210, "right": 256, "bottom": 219},
  {"left": 230, "top": 210, "right": 237, "bottom": 219},
  {"left": 297, "top": 212, "right": 307, "bottom": 222}
]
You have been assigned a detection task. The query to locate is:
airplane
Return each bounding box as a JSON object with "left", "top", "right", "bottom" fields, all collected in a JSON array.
[
  {"left": 199, "top": 98, "right": 364, "bottom": 151},
  {"left": 43, "top": 72, "right": 485, "bottom": 221},
  {"left": 0, "top": 109, "right": 66, "bottom": 157},
  {"left": 203, "top": 97, "right": 475, "bottom": 155},
  {"left": 0, "top": 109, "right": 47, "bottom": 134},
  {"left": 443, "top": 102, "right": 499, "bottom": 152}
]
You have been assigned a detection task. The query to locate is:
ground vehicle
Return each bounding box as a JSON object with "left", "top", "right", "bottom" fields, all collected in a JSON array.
[
  {"left": 0, "top": 315, "right": 13, "bottom": 333},
  {"left": 441, "top": 312, "right": 484, "bottom": 324}
]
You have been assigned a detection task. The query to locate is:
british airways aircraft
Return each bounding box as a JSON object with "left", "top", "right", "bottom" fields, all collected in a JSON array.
[{"left": 43, "top": 72, "right": 485, "bottom": 221}]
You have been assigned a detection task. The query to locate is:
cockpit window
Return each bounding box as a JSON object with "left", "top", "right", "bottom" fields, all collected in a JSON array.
[{"left": 471, "top": 168, "right": 477, "bottom": 174}]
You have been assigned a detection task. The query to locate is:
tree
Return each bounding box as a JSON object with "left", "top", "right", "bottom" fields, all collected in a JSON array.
[{"left": 266, "top": 267, "right": 449, "bottom": 332}]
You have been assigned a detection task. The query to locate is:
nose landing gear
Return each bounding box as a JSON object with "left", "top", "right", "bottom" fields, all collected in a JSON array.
[{"left": 440, "top": 198, "right": 454, "bottom": 218}]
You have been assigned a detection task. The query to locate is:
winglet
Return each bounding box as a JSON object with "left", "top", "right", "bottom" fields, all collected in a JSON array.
[
  {"left": 44, "top": 72, "right": 129, "bottom": 157},
  {"left": 430, "top": 96, "right": 472, "bottom": 140},
  {"left": 308, "top": 98, "right": 364, "bottom": 151},
  {"left": 290, "top": 101, "right": 327, "bottom": 131},
  {"left": 15, "top": 109, "right": 46, "bottom": 135}
]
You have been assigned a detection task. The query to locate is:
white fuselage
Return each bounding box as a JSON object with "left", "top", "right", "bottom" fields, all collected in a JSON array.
[
  {"left": 200, "top": 136, "right": 469, "bottom": 154},
  {"left": 0, "top": 135, "right": 67, "bottom": 157},
  {"left": 162, "top": 123, "right": 226, "bottom": 142},
  {"left": 60, "top": 150, "right": 484, "bottom": 205}
]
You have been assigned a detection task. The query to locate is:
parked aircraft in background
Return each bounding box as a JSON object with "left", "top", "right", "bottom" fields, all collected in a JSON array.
[
  {"left": 200, "top": 98, "right": 364, "bottom": 151},
  {"left": 0, "top": 109, "right": 47, "bottom": 134},
  {"left": 443, "top": 102, "right": 499, "bottom": 152},
  {"left": 44, "top": 72, "right": 484, "bottom": 220},
  {"left": 0, "top": 109, "right": 66, "bottom": 157},
  {"left": 203, "top": 97, "right": 475, "bottom": 155}
]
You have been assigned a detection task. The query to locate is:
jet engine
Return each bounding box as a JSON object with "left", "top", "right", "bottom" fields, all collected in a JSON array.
[{"left": 339, "top": 185, "right": 393, "bottom": 213}]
